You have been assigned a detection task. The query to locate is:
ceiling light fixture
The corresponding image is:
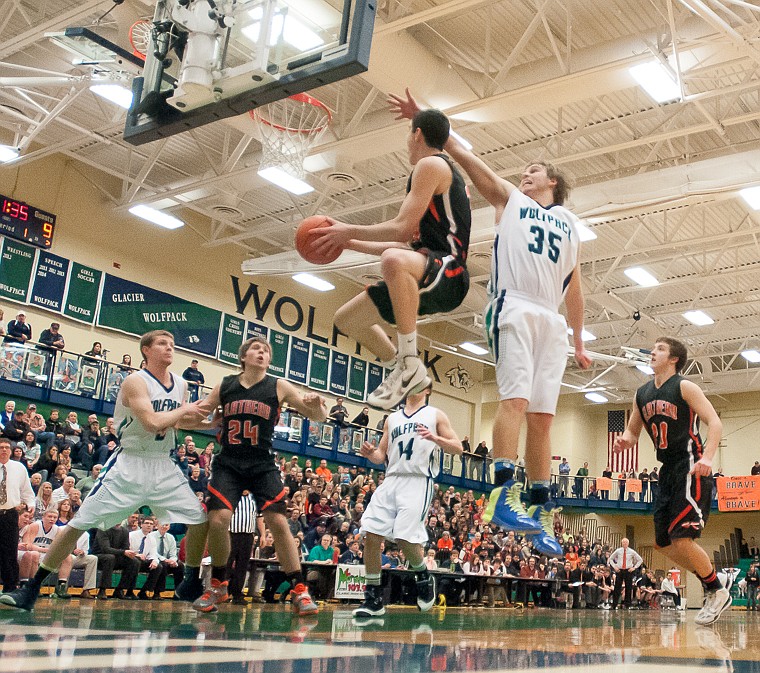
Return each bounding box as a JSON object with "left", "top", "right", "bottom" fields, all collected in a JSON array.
[
  {"left": 585, "top": 392, "right": 608, "bottom": 403},
  {"left": 449, "top": 130, "right": 472, "bottom": 151},
  {"left": 257, "top": 166, "right": 314, "bottom": 195},
  {"left": 459, "top": 342, "right": 489, "bottom": 355},
  {"left": 624, "top": 267, "right": 659, "bottom": 287},
  {"left": 576, "top": 220, "right": 597, "bottom": 242},
  {"left": 636, "top": 364, "right": 654, "bottom": 375},
  {"left": 741, "top": 350, "right": 760, "bottom": 363},
  {"left": 568, "top": 328, "right": 596, "bottom": 341},
  {"left": 0, "top": 146, "right": 19, "bottom": 163},
  {"left": 739, "top": 186, "right": 760, "bottom": 210},
  {"left": 292, "top": 273, "right": 334, "bottom": 291},
  {"left": 683, "top": 310, "right": 714, "bottom": 326},
  {"left": 128, "top": 204, "right": 184, "bottom": 230},
  {"left": 629, "top": 61, "right": 680, "bottom": 103},
  {"left": 90, "top": 83, "right": 133, "bottom": 109}
]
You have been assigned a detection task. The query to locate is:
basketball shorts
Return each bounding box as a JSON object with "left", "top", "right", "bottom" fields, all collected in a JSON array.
[
  {"left": 367, "top": 250, "right": 469, "bottom": 325},
  {"left": 653, "top": 461, "right": 713, "bottom": 548},
  {"left": 207, "top": 460, "right": 287, "bottom": 515},
  {"left": 70, "top": 449, "right": 207, "bottom": 530},
  {"left": 494, "top": 295, "right": 568, "bottom": 414},
  {"left": 360, "top": 474, "right": 434, "bottom": 544}
]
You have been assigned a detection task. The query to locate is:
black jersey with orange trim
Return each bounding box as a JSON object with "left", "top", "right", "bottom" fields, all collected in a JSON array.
[
  {"left": 218, "top": 373, "right": 279, "bottom": 468},
  {"left": 635, "top": 374, "right": 704, "bottom": 467},
  {"left": 408, "top": 153, "right": 471, "bottom": 264}
]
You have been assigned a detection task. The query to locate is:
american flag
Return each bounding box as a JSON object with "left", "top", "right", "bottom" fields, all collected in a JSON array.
[{"left": 608, "top": 409, "right": 638, "bottom": 473}]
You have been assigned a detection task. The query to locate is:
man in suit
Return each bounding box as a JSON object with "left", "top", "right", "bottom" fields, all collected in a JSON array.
[
  {"left": 90, "top": 523, "right": 140, "bottom": 599},
  {"left": 149, "top": 522, "right": 182, "bottom": 599}
]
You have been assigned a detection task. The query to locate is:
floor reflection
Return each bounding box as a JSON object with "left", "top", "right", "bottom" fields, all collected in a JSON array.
[{"left": 0, "top": 602, "right": 757, "bottom": 673}]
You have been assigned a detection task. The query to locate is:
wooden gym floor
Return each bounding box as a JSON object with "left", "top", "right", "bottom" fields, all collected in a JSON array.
[{"left": 0, "top": 600, "right": 755, "bottom": 673}]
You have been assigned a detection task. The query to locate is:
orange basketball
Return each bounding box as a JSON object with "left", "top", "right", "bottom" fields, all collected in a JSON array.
[{"left": 294, "top": 215, "right": 342, "bottom": 265}]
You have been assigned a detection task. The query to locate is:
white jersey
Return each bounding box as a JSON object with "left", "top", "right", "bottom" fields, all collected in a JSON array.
[
  {"left": 114, "top": 369, "right": 186, "bottom": 456},
  {"left": 385, "top": 405, "right": 441, "bottom": 478},
  {"left": 31, "top": 521, "right": 60, "bottom": 550},
  {"left": 490, "top": 189, "right": 580, "bottom": 316}
]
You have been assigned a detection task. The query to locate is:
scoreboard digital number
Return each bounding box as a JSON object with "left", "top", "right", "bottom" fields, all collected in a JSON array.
[{"left": 0, "top": 194, "right": 56, "bottom": 248}]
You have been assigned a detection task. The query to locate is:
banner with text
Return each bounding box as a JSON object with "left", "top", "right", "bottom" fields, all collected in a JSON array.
[
  {"left": 716, "top": 476, "right": 760, "bottom": 512},
  {"left": 0, "top": 239, "right": 35, "bottom": 303},
  {"left": 308, "top": 345, "right": 329, "bottom": 391},
  {"left": 366, "top": 362, "right": 383, "bottom": 397},
  {"left": 268, "top": 329, "right": 289, "bottom": 377},
  {"left": 348, "top": 357, "right": 367, "bottom": 401},
  {"left": 246, "top": 322, "right": 268, "bottom": 340},
  {"left": 329, "top": 351, "right": 348, "bottom": 396},
  {"left": 97, "top": 274, "right": 221, "bottom": 356},
  {"left": 218, "top": 314, "right": 245, "bottom": 365},
  {"left": 288, "top": 337, "right": 309, "bottom": 385},
  {"left": 30, "top": 251, "right": 69, "bottom": 313},
  {"left": 333, "top": 564, "right": 367, "bottom": 599},
  {"left": 63, "top": 262, "right": 101, "bottom": 324}
]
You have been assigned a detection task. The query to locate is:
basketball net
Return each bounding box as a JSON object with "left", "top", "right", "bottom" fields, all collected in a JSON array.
[{"left": 252, "top": 94, "right": 332, "bottom": 181}]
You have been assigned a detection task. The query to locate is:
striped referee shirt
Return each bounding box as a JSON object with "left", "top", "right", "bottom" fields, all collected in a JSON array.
[{"left": 229, "top": 493, "right": 257, "bottom": 534}]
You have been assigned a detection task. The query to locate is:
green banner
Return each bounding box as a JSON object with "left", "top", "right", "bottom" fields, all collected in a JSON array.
[
  {"left": 309, "top": 345, "right": 329, "bottom": 391},
  {"left": 348, "top": 357, "right": 367, "bottom": 401},
  {"left": 0, "top": 239, "right": 35, "bottom": 303},
  {"left": 268, "top": 329, "right": 289, "bottom": 377},
  {"left": 63, "top": 262, "right": 102, "bottom": 324},
  {"left": 218, "top": 314, "right": 245, "bottom": 365},
  {"left": 98, "top": 274, "right": 221, "bottom": 356}
]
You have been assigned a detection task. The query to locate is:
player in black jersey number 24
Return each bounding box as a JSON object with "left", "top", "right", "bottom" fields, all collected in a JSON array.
[{"left": 613, "top": 337, "right": 730, "bottom": 625}]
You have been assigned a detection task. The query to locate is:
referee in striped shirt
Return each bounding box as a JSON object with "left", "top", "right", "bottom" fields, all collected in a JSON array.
[{"left": 227, "top": 491, "right": 257, "bottom": 604}]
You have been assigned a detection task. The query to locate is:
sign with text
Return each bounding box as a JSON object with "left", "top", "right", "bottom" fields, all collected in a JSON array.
[
  {"left": 98, "top": 274, "right": 221, "bottom": 356},
  {"left": 308, "top": 345, "right": 329, "bottom": 391},
  {"left": 329, "top": 351, "right": 348, "bottom": 396},
  {"left": 348, "top": 357, "right": 366, "bottom": 401},
  {"left": 366, "top": 362, "right": 383, "bottom": 398},
  {"left": 267, "top": 329, "right": 289, "bottom": 377},
  {"left": 716, "top": 476, "right": 760, "bottom": 512},
  {"left": 334, "top": 564, "right": 367, "bottom": 599},
  {"left": 625, "top": 479, "right": 642, "bottom": 493},
  {"left": 595, "top": 477, "right": 613, "bottom": 492},
  {"left": 288, "top": 337, "right": 309, "bottom": 384},
  {"left": 246, "top": 322, "right": 268, "bottom": 340},
  {"left": 0, "top": 239, "right": 35, "bottom": 303},
  {"left": 30, "top": 251, "right": 69, "bottom": 313},
  {"left": 218, "top": 313, "right": 245, "bottom": 365},
  {"left": 64, "top": 262, "right": 101, "bottom": 324}
]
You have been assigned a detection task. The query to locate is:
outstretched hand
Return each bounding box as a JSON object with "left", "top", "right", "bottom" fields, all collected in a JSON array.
[{"left": 387, "top": 88, "right": 421, "bottom": 120}]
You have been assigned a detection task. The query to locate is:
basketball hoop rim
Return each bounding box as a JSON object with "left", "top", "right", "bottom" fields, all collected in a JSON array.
[
  {"left": 250, "top": 93, "right": 332, "bottom": 135},
  {"left": 129, "top": 19, "right": 152, "bottom": 60}
]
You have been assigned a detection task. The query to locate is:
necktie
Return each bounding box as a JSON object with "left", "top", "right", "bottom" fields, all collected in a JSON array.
[
  {"left": 158, "top": 536, "right": 165, "bottom": 557},
  {"left": 0, "top": 463, "right": 6, "bottom": 506},
  {"left": 622, "top": 551, "right": 627, "bottom": 570},
  {"left": 139, "top": 536, "right": 146, "bottom": 554}
]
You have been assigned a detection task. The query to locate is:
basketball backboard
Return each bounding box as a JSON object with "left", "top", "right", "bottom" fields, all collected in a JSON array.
[{"left": 123, "top": 0, "right": 376, "bottom": 145}]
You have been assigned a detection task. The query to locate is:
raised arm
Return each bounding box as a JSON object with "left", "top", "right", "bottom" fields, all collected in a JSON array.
[
  {"left": 388, "top": 88, "right": 515, "bottom": 217},
  {"left": 120, "top": 374, "right": 206, "bottom": 434},
  {"left": 360, "top": 419, "right": 389, "bottom": 464}
]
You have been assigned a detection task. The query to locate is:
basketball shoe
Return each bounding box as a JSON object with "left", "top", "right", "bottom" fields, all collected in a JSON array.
[
  {"left": 175, "top": 574, "right": 205, "bottom": 602},
  {"left": 367, "top": 356, "right": 429, "bottom": 409},
  {"left": 526, "top": 504, "right": 564, "bottom": 557},
  {"left": 192, "top": 579, "right": 230, "bottom": 613},
  {"left": 482, "top": 483, "right": 542, "bottom": 534},
  {"left": 416, "top": 572, "right": 437, "bottom": 612},
  {"left": 696, "top": 575, "right": 733, "bottom": 625},
  {"left": 291, "top": 583, "right": 319, "bottom": 616},
  {"left": 353, "top": 584, "right": 385, "bottom": 617},
  {"left": 0, "top": 583, "right": 40, "bottom": 611}
]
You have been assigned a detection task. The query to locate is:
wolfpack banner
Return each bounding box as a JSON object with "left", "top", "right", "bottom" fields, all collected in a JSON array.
[{"left": 97, "top": 274, "right": 222, "bottom": 357}]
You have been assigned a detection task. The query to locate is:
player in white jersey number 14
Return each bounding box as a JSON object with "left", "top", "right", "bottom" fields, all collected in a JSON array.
[{"left": 353, "top": 383, "right": 463, "bottom": 620}]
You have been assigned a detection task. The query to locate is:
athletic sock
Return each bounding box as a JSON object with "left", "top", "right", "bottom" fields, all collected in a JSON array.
[
  {"left": 365, "top": 573, "right": 382, "bottom": 587},
  {"left": 182, "top": 565, "right": 199, "bottom": 581},
  {"left": 211, "top": 565, "right": 227, "bottom": 583},
  {"left": 286, "top": 571, "right": 304, "bottom": 588},
  {"left": 528, "top": 481, "right": 550, "bottom": 506},
  {"left": 29, "top": 565, "right": 53, "bottom": 591},
  {"left": 698, "top": 569, "right": 723, "bottom": 592},
  {"left": 397, "top": 331, "right": 417, "bottom": 360},
  {"left": 494, "top": 459, "right": 515, "bottom": 486}
]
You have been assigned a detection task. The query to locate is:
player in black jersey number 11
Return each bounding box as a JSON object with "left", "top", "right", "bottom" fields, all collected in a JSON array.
[{"left": 613, "top": 337, "right": 731, "bottom": 625}]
